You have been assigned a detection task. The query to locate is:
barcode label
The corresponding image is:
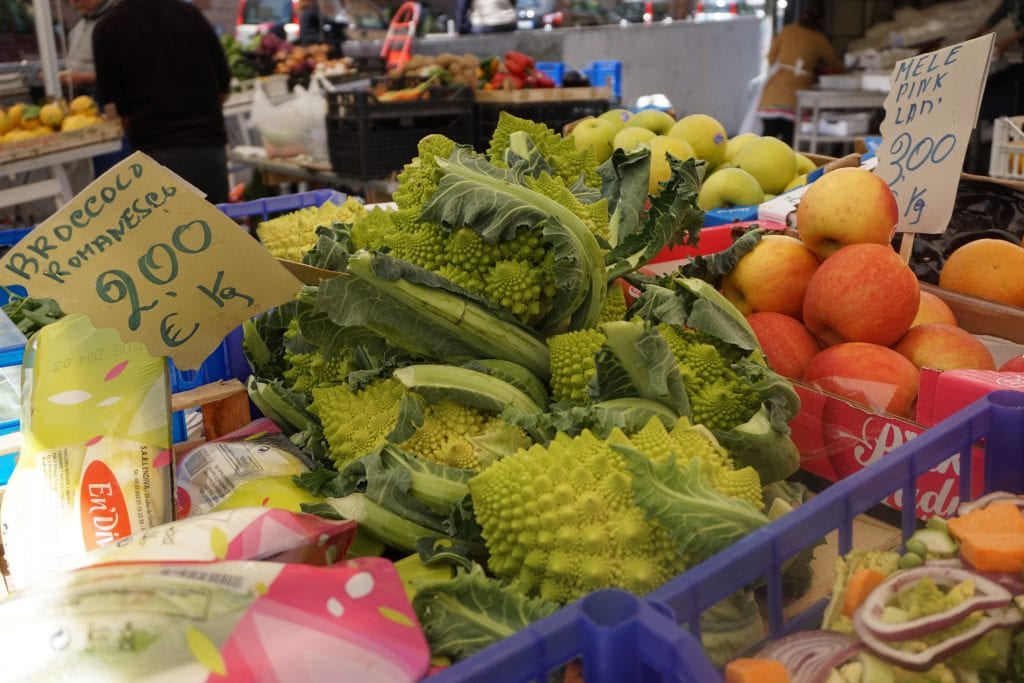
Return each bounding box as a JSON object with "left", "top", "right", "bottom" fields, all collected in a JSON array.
[
  {"left": 159, "top": 568, "right": 245, "bottom": 590},
  {"left": 182, "top": 447, "right": 211, "bottom": 478}
]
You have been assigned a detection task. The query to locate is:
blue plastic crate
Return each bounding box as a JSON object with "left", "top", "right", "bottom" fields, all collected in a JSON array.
[
  {"left": 216, "top": 188, "right": 348, "bottom": 221},
  {"left": 535, "top": 61, "right": 566, "bottom": 86},
  {"left": 581, "top": 60, "right": 622, "bottom": 102},
  {"left": 428, "top": 390, "right": 1024, "bottom": 682}
]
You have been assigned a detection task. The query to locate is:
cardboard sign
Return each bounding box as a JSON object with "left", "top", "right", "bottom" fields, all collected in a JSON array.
[
  {"left": 875, "top": 35, "right": 994, "bottom": 234},
  {"left": 0, "top": 153, "right": 302, "bottom": 370}
]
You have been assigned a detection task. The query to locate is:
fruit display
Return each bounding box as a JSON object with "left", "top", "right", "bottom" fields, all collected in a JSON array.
[
  {"left": 386, "top": 52, "right": 481, "bottom": 91},
  {"left": 0, "top": 95, "right": 104, "bottom": 145},
  {"left": 727, "top": 495, "right": 1024, "bottom": 682},
  {"left": 219, "top": 31, "right": 360, "bottom": 88},
  {"left": 701, "top": 165, "right": 1016, "bottom": 422}
]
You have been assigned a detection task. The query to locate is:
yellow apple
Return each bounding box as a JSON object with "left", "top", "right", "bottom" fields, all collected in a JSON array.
[
  {"left": 624, "top": 109, "right": 675, "bottom": 135},
  {"left": 613, "top": 126, "right": 657, "bottom": 152},
  {"left": 648, "top": 135, "right": 695, "bottom": 195},
  {"left": 796, "top": 168, "right": 899, "bottom": 260},
  {"left": 723, "top": 132, "right": 758, "bottom": 163},
  {"left": 795, "top": 153, "right": 817, "bottom": 175},
  {"left": 696, "top": 167, "right": 763, "bottom": 210},
  {"left": 783, "top": 174, "right": 808, "bottom": 192},
  {"left": 667, "top": 114, "right": 728, "bottom": 167},
  {"left": 734, "top": 136, "right": 797, "bottom": 195},
  {"left": 570, "top": 117, "right": 618, "bottom": 164},
  {"left": 597, "top": 108, "right": 632, "bottom": 132}
]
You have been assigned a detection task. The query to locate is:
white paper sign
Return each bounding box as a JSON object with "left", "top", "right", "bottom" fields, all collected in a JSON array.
[{"left": 874, "top": 35, "right": 995, "bottom": 234}]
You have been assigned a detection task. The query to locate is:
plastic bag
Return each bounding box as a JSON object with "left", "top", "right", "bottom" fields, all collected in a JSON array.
[
  {"left": 0, "top": 557, "right": 431, "bottom": 682},
  {"left": 0, "top": 315, "right": 174, "bottom": 589},
  {"left": 250, "top": 79, "right": 328, "bottom": 159}
]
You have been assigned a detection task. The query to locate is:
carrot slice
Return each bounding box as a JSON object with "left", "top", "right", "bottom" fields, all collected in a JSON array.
[
  {"left": 725, "top": 658, "right": 790, "bottom": 683},
  {"left": 841, "top": 568, "right": 887, "bottom": 618},
  {"left": 947, "top": 501, "right": 1024, "bottom": 573}
]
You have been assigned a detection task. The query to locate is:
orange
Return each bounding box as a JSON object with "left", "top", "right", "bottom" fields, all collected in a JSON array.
[{"left": 939, "top": 238, "right": 1024, "bottom": 308}]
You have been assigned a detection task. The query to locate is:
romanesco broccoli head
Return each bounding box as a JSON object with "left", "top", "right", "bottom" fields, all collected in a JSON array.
[
  {"left": 547, "top": 328, "right": 606, "bottom": 405},
  {"left": 256, "top": 198, "right": 366, "bottom": 261},
  {"left": 469, "top": 428, "right": 686, "bottom": 603},
  {"left": 398, "top": 399, "right": 530, "bottom": 470},
  {"left": 283, "top": 350, "right": 353, "bottom": 395},
  {"left": 392, "top": 134, "right": 458, "bottom": 210},
  {"left": 487, "top": 111, "right": 601, "bottom": 189},
  {"left": 350, "top": 207, "right": 398, "bottom": 251},
  {"left": 310, "top": 377, "right": 405, "bottom": 469},
  {"left": 388, "top": 225, "right": 447, "bottom": 271},
  {"left": 524, "top": 172, "right": 610, "bottom": 243},
  {"left": 597, "top": 281, "right": 628, "bottom": 324},
  {"left": 711, "top": 466, "right": 763, "bottom": 511}
]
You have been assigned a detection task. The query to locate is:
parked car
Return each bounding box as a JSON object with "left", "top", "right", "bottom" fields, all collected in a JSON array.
[
  {"left": 614, "top": 0, "right": 670, "bottom": 23},
  {"left": 235, "top": 0, "right": 387, "bottom": 44}
]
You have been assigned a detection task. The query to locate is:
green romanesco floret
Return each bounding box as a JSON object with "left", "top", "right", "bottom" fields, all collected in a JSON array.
[
  {"left": 482, "top": 260, "right": 544, "bottom": 320},
  {"left": 310, "top": 377, "right": 405, "bottom": 469},
  {"left": 256, "top": 197, "right": 367, "bottom": 261},
  {"left": 398, "top": 399, "right": 530, "bottom": 470},
  {"left": 667, "top": 418, "right": 732, "bottom": 475},
  {"left": 657, "top": 323, "right": 761, "bottom": 431},
  {"left": 524, "top": 172, "right": 610, "bottom": 243},
  {"left": 597, "top": 282, "right": 628, "bottom": 324},
  {"left": 711, "top": 467, "right": 763, "bottom": 510},
  {"left": 547, "top": 328, "right": 606, "bottom": 404},
  {"left": 283, "top": 350, "right": 353, "bottom": 395},
  {"left": 392, "top": 134, "right": 458, "bottom": 210},
  {"left": 388, "top": 225, "right": 447, "bottom": 271},
  {"left": 469, "top": 429, "right": 686, "bottom": 603},
  {"left": 444, "top": 227, "right": 502, "bottom": 270},
  {"left": 486, "top": 111, "right": 601, "bottom": 189},
  {"left": 350, "top": 207, "right": 398, "bottom": 251}
]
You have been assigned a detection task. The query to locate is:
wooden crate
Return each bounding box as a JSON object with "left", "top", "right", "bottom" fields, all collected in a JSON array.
[
  {"left": 474, "top": 86, "right": 612, "bottom": 104},
  {"left": 0, "top": 120, "right": 123, "bottom": 165}
]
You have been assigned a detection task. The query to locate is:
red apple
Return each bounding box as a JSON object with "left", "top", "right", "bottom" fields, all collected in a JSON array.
[
  {"left": 892, "top": 323, "right": 996, "bottom": 371},
  {"left": 746, "top": 311, "right": 821, "bottom": 380},
  {"left": 910, "top": 290, "right": 958, "bottom": 328},
  {"left": 721, "top": 234, "right": 820, "bottom": 319},
  {"left": 999, "top": 354, "right": 1024, "bottom": 373},
  {"left": 796, "top": 168, "right": 899, "bottom": 260},
  {"left": 802, "top": 342, "right": 921, "bottom": 418},
  {"left": 802, "top": 243, "right": 920, "bottom": 348}
]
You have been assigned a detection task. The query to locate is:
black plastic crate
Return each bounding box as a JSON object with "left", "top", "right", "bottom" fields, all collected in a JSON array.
[
  {"left": 473, "top": 99, "right": 610, "bottom": 151},
  {"left": 326, "top": 78, "right": 474, "bottom": 179}
]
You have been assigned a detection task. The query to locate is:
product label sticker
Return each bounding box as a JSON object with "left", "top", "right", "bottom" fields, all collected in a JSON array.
[
  {"left": 874, "top": 34, "right": 995, "bottom": 234},
  {"left": 0, "top": 153, "right": 302, "bottom": 369}
]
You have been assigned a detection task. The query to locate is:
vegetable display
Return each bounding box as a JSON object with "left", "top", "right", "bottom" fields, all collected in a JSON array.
[
  {"left": 736, "top": 492, "right": 1024, "bottom": 681},
  {"left": 241, "top": 112, "right": 805, "bottom": 665}
]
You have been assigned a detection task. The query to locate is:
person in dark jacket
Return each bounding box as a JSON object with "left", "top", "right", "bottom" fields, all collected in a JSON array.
[{"left": 93, "top": 0, "right": 230, "bottom": 203}]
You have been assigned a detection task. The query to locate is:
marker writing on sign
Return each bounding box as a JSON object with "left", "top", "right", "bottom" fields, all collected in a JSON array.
[
  {"left": 93, "top": 220, "right": 254, "bottom": 348},
  {"left": 3, "top": 163, "right": 177, "bottom": 285},
  {"left": 884, "top": 45, "right": 963, "bottom": 226}
]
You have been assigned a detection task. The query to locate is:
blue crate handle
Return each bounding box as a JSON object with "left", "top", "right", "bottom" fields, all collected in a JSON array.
[{"left": 427, "top": 391, "right": 1024, "bottom": 682}]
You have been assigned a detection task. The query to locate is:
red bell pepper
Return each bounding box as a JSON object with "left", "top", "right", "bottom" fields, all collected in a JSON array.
[
  {"left": 490, "top": 70, "right": 524, "bottom": 90},
  {"left": 503, "top": 50, "right": 535, "bottom": 78}
]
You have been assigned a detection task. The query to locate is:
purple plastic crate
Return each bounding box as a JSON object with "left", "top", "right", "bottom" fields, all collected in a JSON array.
[{"left": 427, "top": 390, "right": 1024, "bottom": 682}]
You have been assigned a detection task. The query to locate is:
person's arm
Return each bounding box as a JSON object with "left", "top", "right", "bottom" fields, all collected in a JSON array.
[
  {"left": 996, "top": 29, "right": 1024, "bottom": 55},
  {"left": 817, "top": 33, "right": 845, "bottom": 74},
  {"left": 59, "top": 70, "right": 96, "bottom": 89},
  {"left": 766, "top": 33, "right": 781, "bottom": 65}
]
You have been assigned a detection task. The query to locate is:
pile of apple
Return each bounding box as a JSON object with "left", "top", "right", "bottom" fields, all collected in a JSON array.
[
  {"left": 569, "top": 109, "right": 816, "bottom": 208},
  {"left": 723, "top": 168, "right": 1003, "bottom": 420}
]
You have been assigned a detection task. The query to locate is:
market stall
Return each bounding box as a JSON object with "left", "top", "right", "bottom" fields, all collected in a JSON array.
[{"left": 1, "top": 17, "right": 1024, "bottom": 683}]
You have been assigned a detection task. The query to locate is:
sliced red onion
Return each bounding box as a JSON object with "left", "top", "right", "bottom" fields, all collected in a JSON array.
[
  {"left": 854, "top": 605, "right": 1023, "bottom": 672},
  {"left": 755, "top": 631, "right": 863, "bottom": 683},
  {"left": 856, "top": 566, "right": 1012, "bottom": 642},
  {"left": 957, "top": 491, "right": 1024, "bottom": 516}
]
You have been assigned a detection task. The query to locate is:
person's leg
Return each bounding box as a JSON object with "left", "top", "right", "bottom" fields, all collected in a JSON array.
[{"left": 146, "top": 146, "right": 229, "bottom": 205}]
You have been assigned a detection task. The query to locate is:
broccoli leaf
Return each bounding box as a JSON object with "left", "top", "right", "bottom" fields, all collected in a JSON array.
[
  {"left": 619, "top": 449, "right": 769, "bottom": 560},
  {"left": 590, "top": 320, "right": 691, "bottom": 416},
  {"left": 302, "top": 223, "right": 355, "bottom": 272},
  {"left": 419, "top": 146, "right": 607, "bottom": 332},
  {"left": 679, "top": 228, "right": 764, "bottom": 288},
  {"left": 412, "top": 564, "right": 560, "bottom": 661},
  {"left": 503, "top": 130, "right": 553, "bottom": 179},
  {"left": 733, "top": 359, "right": 801, "bottom": 433},
  {"left": 700, "top": 590, "right": 766, "bottom": 668},
  {"left": 711, "top": 405, "right": 800, "bottom": 483},
  {"left": 604, "top": 155, "right": 707, "bottom": 281},
  {"left": 599, "top": 145, "right": 652, "bottom": 248}
]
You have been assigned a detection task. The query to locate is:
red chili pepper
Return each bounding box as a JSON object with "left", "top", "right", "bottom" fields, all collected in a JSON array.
[
  {"left": 531, "top": 72, "right": 555, "bottom": 88},
  {"left": 503, "top": 50, "right": 535, "bottom": 78}
]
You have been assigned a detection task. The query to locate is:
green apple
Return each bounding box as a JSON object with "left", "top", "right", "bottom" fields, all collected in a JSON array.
[
  {"left": 624, "top": 109, "right": 676, "bottom": 135},
  {"left": 723, "top": 132, "right": 758, "bottom": 163},
  {"left": 570, "top": 117, "right": 618, "bottom": 164},
  {"left": 597, "top": 108, "right": 632, "bottom": 132},
  {"left": 734, "top": 136, "right": 797, "bottom": 195},
  {"left": 667, "top": 114, "right": 728, "bottom": 167},
  {"left": 795, "top": 153, "right": 817, "bottom": 175},
  {"left": 613, "top": 126, "right": 657, "bottom": 152},
  {"left": 697, "top": 167, "right": 764, "bottom": 210},
  {"left": 649, "top": 135, "right": 695, "bottom": 195}
]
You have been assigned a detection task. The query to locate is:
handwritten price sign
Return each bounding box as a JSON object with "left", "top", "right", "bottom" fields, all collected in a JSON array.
[
  {"left": 875, "top": 35, "right": 994, "bottom": 234},
  {"left": 0, "top": 153, "right": 302, "bottom": 369}
]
